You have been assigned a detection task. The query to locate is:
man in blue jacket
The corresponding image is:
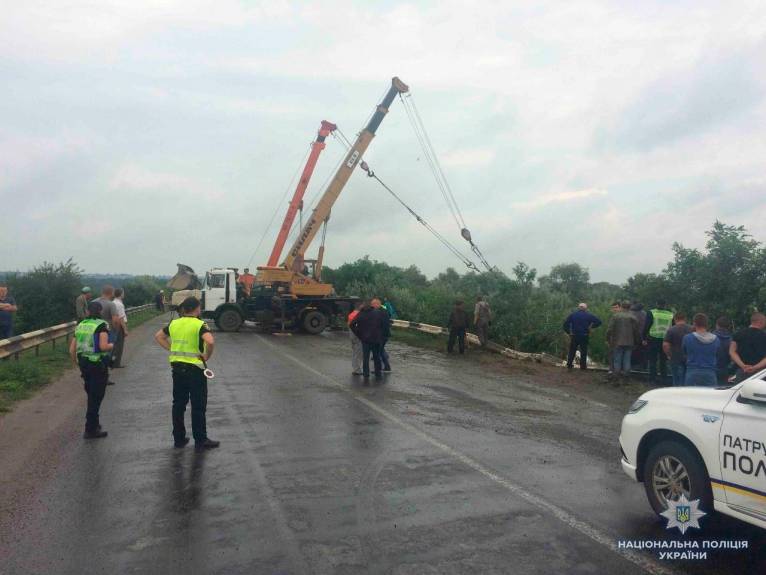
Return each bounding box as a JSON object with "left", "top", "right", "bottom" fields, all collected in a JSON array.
[{"left": 563, "top": 303, "right": 602, "bottom": 370}]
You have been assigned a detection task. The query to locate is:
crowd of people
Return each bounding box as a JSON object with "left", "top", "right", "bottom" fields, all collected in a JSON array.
[
  {"left": 344, "top": 295, "right": 495, "bottom": 380},
  {"left": 74, "top": 285, "right": 129, "bottom": 369},
  {"left": 347, "top": 297, "right": 395, "bottom": 380},
  {"left": 562, "top": 299, "right": 766, "bottom": 386},
  {"left": 17, "top": 277, "right": 766, "bottom": 445}
]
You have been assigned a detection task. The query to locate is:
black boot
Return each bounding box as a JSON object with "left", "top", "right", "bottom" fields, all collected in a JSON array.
[{"left": 195, "top": 438, "right": 220, "bottom": 451}]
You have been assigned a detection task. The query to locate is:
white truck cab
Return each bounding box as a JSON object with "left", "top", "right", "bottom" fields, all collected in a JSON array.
[
  {"left": 200, "top": 268, "right": 236, "bottom": 311},
  {"left": 171, "top": 268, "right": 237, "bottom": 312},
  {"left": 620, "top": 371, "right": 766, "bottom": 530},
  {"left": 170, "top": 267, "right": 244, "bottom": 331}
]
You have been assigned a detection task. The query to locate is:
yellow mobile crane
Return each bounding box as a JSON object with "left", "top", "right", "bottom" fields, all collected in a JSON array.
[
  {"left": 256, "top": 77, "right": 410, "bottom": 297},
  {"left": 167, "top": 77, "right": 410, "bottom": 334}
]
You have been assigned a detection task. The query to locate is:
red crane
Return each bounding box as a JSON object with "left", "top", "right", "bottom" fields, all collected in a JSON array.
[{"left": 266, "top": 120, "right": 337, "bottom": 267}]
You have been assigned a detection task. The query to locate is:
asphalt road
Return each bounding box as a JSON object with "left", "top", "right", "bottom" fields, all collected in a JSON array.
[{"left": 1, "top": 314, "right": 764, "bottom": 575}]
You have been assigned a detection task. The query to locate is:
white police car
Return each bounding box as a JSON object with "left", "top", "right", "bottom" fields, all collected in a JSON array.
[{"left": 620, "top": 370, "right": 766, "bottom": 530}]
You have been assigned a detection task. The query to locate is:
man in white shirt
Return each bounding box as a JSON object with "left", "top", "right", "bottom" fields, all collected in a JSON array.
[{"left": 112, "top": 288, "right": 129, "bottom": 368}]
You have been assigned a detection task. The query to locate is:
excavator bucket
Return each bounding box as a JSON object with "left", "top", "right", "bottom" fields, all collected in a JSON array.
[{"left": 167, "top": 263, "right": 200, "bottom": 290}]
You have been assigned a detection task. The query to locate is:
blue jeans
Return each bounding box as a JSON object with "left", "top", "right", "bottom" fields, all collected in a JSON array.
[
  {"left": 670, "top": 361, "right": 686, "bottom": 387},
  {"left": 612, "top": 346, "right": 632, "bottom": 374},
  {"left": 684, "top": 367, "right": 718, "bottom": 387}
]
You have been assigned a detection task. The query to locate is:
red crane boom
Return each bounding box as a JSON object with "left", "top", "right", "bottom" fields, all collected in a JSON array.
[{"left": 266, "top": 120, "right": 337, "bottom": 267}]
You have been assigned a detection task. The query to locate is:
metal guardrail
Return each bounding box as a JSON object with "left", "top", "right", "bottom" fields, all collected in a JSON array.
[
  {"left": 391, "top": 319, "right": 558, "bottom": 364},
  {"left": 0, "top": 304, "right": 157, "bottom": 360}
]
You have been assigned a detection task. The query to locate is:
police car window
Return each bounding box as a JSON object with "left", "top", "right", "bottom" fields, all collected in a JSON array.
[{"left": 209, "top": 274, "right": 226, "bottom": 288}]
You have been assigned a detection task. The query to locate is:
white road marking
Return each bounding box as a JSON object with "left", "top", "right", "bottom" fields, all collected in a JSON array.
[
  {"left": 215, "top": 365, "right": 311, "bottom": 574},
  {"left": 258, "top": 335, "right": 678, "bottom": 575}
]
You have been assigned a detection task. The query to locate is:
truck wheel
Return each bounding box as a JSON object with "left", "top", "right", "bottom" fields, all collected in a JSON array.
[
  {"left": 643, "top": 440, "right": 712, "bottom": 516},
  {"left": 302, "top": 310, "right": 328, "bottom": 335},
  {"left": 217, "top": 309, "right": 243, "bottom": 332}
]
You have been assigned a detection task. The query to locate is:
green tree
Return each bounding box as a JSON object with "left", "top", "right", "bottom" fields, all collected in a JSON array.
[
  {"left": 625, "top": 221, "right": 765, "bottom": 327},
  {"left": 538, "top": 263, "right": 590, "bottom": 301},
  {"left": 5, "top": 259, "right": 83, "bottom": 332},
  {"left": 324, "top": 221, "right": 765, "bottom": 362},
  {"left": 122, "top": 276, "right": 166, "bottom": 307}
]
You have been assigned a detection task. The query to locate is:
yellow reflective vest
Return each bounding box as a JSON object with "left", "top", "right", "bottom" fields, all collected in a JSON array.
[
  {"left": 649, "top": 309, "right": 673, "bottom": 339},
  {"left": 168, "top": 316, "right": 206, "bottom": 366},
  {"left": 75, "top": 318, "right": 109, "bottom": 363}
]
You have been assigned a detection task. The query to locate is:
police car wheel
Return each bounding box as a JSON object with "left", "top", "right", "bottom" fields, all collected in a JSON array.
[
  {"left": 217, "top": 309, "right": 243, "bottom": 332},
  {"left": 643, "top": 440, "right": 712, "bottom": 517}
]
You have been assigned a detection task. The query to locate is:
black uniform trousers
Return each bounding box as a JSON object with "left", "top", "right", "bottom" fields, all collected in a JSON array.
[
  {"left": 567, "top": 334, "right": 589, "bottom": 369},
  {"left": 362, "top": 342, "right": 383, "bottom": 378},
  {"left": 78, "top": 357, "right": 109, "bottom": 432},
  {"left": 171, "top": 363, "right": 208, "bottom": 443},
  {"left": 380, "top": 338, "right": 391, "bottom": 371},
  {"left": 647, "top": 337, "right": 667, "bottom": 380},
  {"left": 448, "top": 328, "right": 466, "bottom": 354}
]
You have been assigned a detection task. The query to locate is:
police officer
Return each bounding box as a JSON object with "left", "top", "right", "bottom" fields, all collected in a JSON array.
[
  {"left": 154, "top": 296, "right": 219, "bottom": 450},
  {"left": 644, "top": 300, "right": 674, "bottom": 383},
  {"left": 69, "top": 301, "right": 114, "bottom": 439}
]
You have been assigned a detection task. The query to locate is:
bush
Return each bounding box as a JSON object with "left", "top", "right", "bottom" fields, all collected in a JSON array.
[
  {"left": 5, "top": 259, "right": 83, "bottom": 333},
  {"left": 325, "top": 222, "right": 763, "bottom": 363},
  {"left": 325, "top": 257, "right": 621, "bottom": 361},
  {"left": 121, "top": 276, "right": 165, "bottom": 307},
  {"left": 3, "top": 259, "right": 166, "bottom": 334}
]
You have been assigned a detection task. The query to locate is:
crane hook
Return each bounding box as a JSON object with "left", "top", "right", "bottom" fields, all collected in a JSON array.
[{"left": 360, "top": 161, "right": 375, "bottom": 178}]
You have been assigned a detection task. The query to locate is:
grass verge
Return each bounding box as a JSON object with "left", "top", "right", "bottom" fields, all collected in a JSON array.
[
  {"left": 0, "top": 346, "right": 71, "bottom": 412},
  {"left": 0, "top": 309, "right": 164, "bottom": 412},
  {"left": 391, "top": 326, "right": 448, "bottom": 352}
]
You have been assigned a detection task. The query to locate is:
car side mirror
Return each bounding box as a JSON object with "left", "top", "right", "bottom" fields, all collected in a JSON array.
[{"left": 738, "top": 378, "right": 766, "bottom": 405}]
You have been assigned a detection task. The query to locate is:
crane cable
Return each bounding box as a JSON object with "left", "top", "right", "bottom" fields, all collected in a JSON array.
[
  {"left": 282, "top": 133, "right": 349, "bottom": 250},
  {"left": 359, "top": 162, "right": 481, "bottom": 273},
  {"left": 246, "top": 143, "right": 312, "bottom": 268},
  {"left": 399, "top": 93, "right": 463, "bottom": 232},
  {"left": 333, "top": 127, "right": 481, "bottom": 272},
  {"left": 399, "top": 92, "right": 495, "bottom": 273}
]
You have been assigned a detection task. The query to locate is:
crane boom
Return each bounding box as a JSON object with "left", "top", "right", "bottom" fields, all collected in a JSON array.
[
  {"left": 283, "top": 77, "right": 409, "bottom": 272},
  {"left": 266, "top": 120, "right": 337, "bottom": 267}
]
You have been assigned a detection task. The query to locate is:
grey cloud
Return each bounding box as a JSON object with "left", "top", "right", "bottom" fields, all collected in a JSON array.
[{"left": 598, "top": 43, "right": 764, "bottom": 152}]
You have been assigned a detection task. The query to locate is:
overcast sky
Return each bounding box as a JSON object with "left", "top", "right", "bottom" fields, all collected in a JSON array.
[{"left": 2, "top": 1, "right": 764, "bottom": 283}]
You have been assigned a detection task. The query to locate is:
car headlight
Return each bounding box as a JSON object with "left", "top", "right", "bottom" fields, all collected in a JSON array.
[{"left": 628, "top": 399, "right": 648, "bottom": 414}]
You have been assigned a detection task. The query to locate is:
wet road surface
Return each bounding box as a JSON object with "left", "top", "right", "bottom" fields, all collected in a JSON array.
[{"left": 1, "top": 314, "right": 764, "bottom": 574}]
